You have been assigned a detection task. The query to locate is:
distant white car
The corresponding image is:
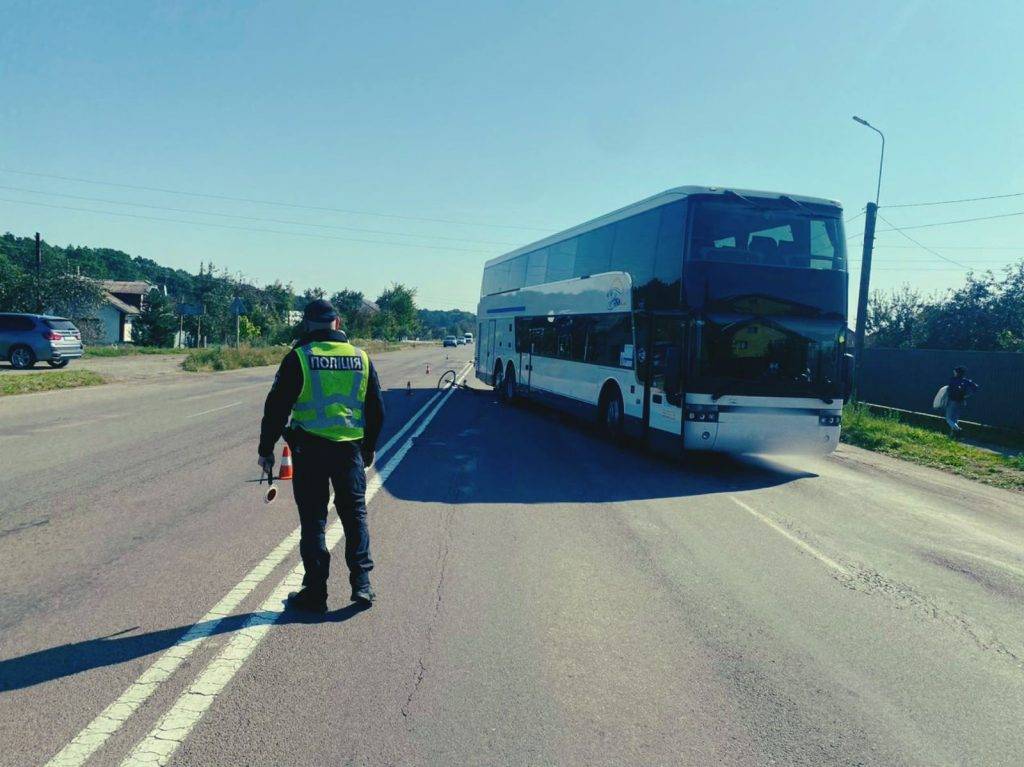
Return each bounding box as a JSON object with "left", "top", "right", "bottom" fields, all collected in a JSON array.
[
  {"left": 443, "top": 335, "right": 458, "bottom": 347},
  {"left": 464, "top": 332, "right": 473, "bottom": 344}
]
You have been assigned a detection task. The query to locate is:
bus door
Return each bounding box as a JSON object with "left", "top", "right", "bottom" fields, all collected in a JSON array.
[
  {"left": 484, "top": 319, "right": 497, "bottom": 380},
  {"left": 639, "top": 314, "right": 686, "bottom": 446},
  {"left": 520, "top": 339, "right": 533, "bottom": 395}
]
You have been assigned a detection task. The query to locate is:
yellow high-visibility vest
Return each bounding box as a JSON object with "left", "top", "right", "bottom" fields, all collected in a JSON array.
[{"left": 290, "top": 340, "right": 369, "bottom": 441}]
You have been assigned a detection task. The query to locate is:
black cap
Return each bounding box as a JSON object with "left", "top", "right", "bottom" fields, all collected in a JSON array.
[{"left": 303, "top": 298, "right": 338, "bottom": 323}]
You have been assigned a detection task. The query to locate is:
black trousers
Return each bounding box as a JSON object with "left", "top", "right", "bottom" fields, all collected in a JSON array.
[{"left": 288, "top": 435, "right": 373, "bottom": 594}]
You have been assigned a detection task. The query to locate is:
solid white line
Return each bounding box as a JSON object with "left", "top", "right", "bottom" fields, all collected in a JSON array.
[
  {"left": 185, "top": 401, "right": 242, "bottom": 418},
  {"left": 118, "top": 364, "right": 472, "bottom": 766},
  {"left": 375, "top": 362, "right": 472, "bottom": 459},
  {"left": 729, "top": 495, "right": 850, "bottom": 576},
  {"left": 44, "top": 363, "right": 470, "bottom": 767},
  {"left": 42, "top": 530, "right": 300, "bottom": 767}
]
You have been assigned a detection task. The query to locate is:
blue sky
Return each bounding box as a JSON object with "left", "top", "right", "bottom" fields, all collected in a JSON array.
[{"left": 2, "top": 1, "right": 1022, "bottom": 313}]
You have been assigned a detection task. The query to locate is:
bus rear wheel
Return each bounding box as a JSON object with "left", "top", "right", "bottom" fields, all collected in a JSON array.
[
  {"left": 501, "top": 364, "right": 516, "bottom": 402},
  {"left": 599, "top": 385, "right": 624, "bottom": 439}
]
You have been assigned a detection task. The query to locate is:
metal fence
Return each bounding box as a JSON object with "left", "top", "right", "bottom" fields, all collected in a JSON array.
[{"left": 859, "top": 348, "right": 1024, "bottom": 432}]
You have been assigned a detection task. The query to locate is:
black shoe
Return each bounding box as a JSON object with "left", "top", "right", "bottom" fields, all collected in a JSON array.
[
  {"left": 351, "top": 585, "right": 375, "bottom": 606},
  {"left": 286, "top": 587, "right": 327, "bottom": 614}
]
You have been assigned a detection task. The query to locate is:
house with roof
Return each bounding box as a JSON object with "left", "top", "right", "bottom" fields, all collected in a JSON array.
[{"left": 95, "top": 280, "right": 152, "bottom": 344}]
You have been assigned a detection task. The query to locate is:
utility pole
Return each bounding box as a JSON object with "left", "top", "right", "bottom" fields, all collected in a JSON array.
[
  {"left": 853, "top": 202, "right": 878, "bottom": 396},
  {"left": 34, "top": 232, "right": 43, "bottom": 312},
  {"left": 851, "top": 115, "right": 885, "bottom": 399}
]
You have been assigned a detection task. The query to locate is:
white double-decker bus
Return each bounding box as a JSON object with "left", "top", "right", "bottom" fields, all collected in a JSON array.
[{"left": 475, "top": 186, "right": 852, "bottom": 455}]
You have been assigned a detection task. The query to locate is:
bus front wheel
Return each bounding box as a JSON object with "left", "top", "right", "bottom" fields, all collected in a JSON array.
[{"left": 599, "top": 385, "right": 624, "bottom": 439}]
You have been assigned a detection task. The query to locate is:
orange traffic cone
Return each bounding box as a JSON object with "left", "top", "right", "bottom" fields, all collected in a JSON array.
[{"left": 279, "top": 444, "right": 294, "bottom": 480}]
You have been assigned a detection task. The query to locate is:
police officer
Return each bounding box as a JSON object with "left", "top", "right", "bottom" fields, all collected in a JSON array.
[{"left": 258, "top": 299, "right": 385, "bottom": 612}]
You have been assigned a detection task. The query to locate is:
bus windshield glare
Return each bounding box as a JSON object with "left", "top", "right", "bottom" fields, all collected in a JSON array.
[
  {"left": 695, "top": 315, "right": 846, "bottom": 396},
  {"left": 689, "top": 200, "right": 847, "bottom": 271}
]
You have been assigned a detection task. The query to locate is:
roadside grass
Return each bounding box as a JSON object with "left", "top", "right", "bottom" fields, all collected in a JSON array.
[
  {"left": 181, "top": 339, "right": 410, "bottom": 372},
  {"left": 182, "top": 345, "right": 289, "bottom": 372},
  {"left": 842, "top": 403, "right": 1024, "bottom": 491},
  {"left": 0, "top": 370, "right": 106, "bottom": 396},
  {"left": 84, "top": 345, "right": 184, "bottom": 357}
]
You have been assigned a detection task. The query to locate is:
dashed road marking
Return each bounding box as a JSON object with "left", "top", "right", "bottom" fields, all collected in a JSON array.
[
  {"left": 119, "top": 363, "right": 472, "bottom": 766},
  {"left": 729, "top": 495, "right": 850, "bottom": 576},
  {"left": 185, "top": 401, "right": 242, "bottom": 418}
]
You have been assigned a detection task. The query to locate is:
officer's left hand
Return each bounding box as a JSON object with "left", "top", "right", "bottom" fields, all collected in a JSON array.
[
  {"left": 257, "top": 454, "right": 275, "bottom": 475},
  {"left": 361, "top": 449, "right": 374, "bottom": 468}
]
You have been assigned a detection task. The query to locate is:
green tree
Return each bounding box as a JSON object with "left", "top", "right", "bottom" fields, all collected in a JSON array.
[
  {"left": 132, "top": 288, "right": 178, "bottom": 347},
  {"left": 866, "top": 285, "right": 925, "bottom": 349},
  {"left": 238, "top": 315, "right": 260, "bottom": 343},
  {"left": 330, "top": 288, "right": 376, "bottom": 337},
  {"left": 374, "top": 283, "right": 419, "bottom": 340}
]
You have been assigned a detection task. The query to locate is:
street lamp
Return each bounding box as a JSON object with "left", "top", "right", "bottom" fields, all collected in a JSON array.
[
  {"left": 850, "top": 115, "right": 885, "bottom": 399},
  {"left": 852, "top": 115, "right": 885, "bottom": 205}
]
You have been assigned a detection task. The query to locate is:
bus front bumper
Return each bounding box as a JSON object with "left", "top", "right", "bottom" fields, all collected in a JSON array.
[{"left": 683, "top": 400, "right": 842, "bottom": 455}]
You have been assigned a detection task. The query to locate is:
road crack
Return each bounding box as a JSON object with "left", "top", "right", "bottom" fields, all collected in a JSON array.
[
  {"left": 840, "top": 562, "right": 1024, "bottom": 670},
  {"left": 401, "top": 502, "right": 457, "bottom": 720}
]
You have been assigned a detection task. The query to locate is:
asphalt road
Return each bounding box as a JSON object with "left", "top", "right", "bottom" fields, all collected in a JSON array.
[{"left": 1, "top": 346, "right": 1022, "bottom": 766}]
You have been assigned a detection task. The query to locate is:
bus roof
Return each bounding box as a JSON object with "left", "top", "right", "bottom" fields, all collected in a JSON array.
[{"left": 484, "top": 185, "right": 843, "bottom": 269}]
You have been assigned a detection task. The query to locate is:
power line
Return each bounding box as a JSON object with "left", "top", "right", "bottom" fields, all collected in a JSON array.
[
  {"left": 0, "top": 167, "right": 557, "bottom": 233},
  {"left": 878, "top": 208, "right": 1024, "bottom": 232},
  {"left": 847, "top": 207, "right": 1024, "bottom": 240},
  {"left": 0, "top": 197, "right": 506, "bottom": 255},
  {"left": 849, "top": 265, "right": 999, "bottom": 271},
  {"left": 875, "top": 212, "right": 967, "bottom": 268},
  {"left": 871, "top": 244, "right": 1024, "bottom": 250},
  {"left": 0, "top": 184, "right": 524, "bottom": 248},
  {"left": 884, "top": 191, "right": 1024, "bottom": 208}
]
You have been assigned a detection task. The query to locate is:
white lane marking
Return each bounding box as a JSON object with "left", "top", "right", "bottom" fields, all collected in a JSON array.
[
  {"left": 185, "top": 401, "right": 242, "bottom": 418},
  {"left": 119, "top": 364, "right": 472, "bottom": 767},
  {"left": 44, "top": 363, "right": 470, "bottom": 767},
  {"left": 181, "top": 383, "right": 266, "bottom": 402},
  {"left": 375, "top": 362, "right": 472, "bottom": 460},
  {"left": 42, "top": 529, "right": 300, "bottom": 767},
  {"left": 729, "top": 495, "right": 850, "bottom": 576}
]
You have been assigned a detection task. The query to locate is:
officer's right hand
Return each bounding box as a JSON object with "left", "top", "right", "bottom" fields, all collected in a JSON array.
[{"left": 257, "top": 455, "right": 275, "bottom": 475}]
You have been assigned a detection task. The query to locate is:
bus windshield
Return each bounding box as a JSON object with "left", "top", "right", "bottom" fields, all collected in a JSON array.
[
  {"left": 689, "top": 199, "right": 847, "bottom": 271},
  {"left": 694, "top": 315, "right": 846, "bottom": 397}
]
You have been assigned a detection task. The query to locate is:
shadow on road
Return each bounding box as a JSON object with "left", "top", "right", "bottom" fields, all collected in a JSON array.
[
  {"left": 385, "top": 386, "right": 818, "bottom": 505},
  {"left": 0, "top": 603, "right": 368, "bottom": 692}
]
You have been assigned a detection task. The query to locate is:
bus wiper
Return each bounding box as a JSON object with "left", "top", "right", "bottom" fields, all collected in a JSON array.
[
  {"left": 722, "top": 190, "right": 768, "bottom": 209},
  {"left": 779, "top": 194, "right": 811, "bottom": 212}
]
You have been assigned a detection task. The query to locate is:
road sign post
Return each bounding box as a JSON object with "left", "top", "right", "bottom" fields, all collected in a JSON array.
[{"left": 230, "top": 298, "right": 246, "bottom": 348}]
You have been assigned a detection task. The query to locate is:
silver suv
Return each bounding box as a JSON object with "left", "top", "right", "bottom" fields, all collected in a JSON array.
[{"left": 0, "top": 314, "right": 84, "bottom": 369}]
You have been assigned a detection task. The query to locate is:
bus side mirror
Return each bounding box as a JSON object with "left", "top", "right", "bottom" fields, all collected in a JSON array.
[{"left": 842, "top": 353, "right": 854, "bottom": 399}]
